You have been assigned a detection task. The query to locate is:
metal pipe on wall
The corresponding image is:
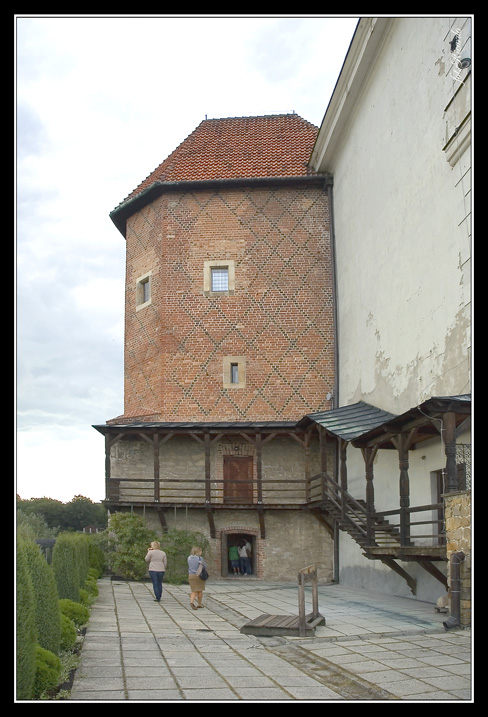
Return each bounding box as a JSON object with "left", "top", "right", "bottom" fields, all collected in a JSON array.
[{"left": 443, "top": 551, "right": 465, "bottom": 630}]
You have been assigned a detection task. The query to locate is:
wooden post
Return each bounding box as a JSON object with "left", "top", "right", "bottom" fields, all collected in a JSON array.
[
  {"left": 319, "top": 426, "right": 327, "bottom": 502},
  {"left": 104, "top": 433, "right": 111, "bottom": 501},
  {"left": 298, "top": 570, "right": 306, "bottom": 637},
  {"left": 256, "top": 429, "right": 263, "bottom": 504},
  {"left": 304, "top": 430, "right": 311, "bottom": 502},
  {"left": 339, "top": 439, "right": 348, "bottom": 518},
  {"left": 153, "top": 434, "right": 160, "bottom": 502},
  {"left": 362, "top": 446, "right": 378, "bottom": 546},
  {"left": 204, "top": 431, "right": 211, "bottom": 503},
  {"left": 392, "top": 431, "right": 416, "bottom": 547}
]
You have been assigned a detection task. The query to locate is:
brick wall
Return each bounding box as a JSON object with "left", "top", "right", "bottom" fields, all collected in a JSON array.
[{"left": 123, "top": 182, "right": 333, "bottom": 421}]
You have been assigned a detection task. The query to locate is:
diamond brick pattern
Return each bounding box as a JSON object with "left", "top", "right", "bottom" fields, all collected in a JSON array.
[{"left": 123, "top": 181, "right": 334, "bottom": 422}]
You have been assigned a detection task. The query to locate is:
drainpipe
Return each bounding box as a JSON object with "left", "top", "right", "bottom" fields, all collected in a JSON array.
[
  {"left": 443, "top": 551, "right": 465, "bottom": 630},
  {"left": 325, "top": 175, "right": 339, "bottom": 410},
  {"left": 325, "top": 174, "right": 340, "bottom": 585}
]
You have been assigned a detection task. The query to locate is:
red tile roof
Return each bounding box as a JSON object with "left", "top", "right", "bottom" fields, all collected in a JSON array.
[{"left": 125, "top": 114, "right": 319, "bottom": 202}]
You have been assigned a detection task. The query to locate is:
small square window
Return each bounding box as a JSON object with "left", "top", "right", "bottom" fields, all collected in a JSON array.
[
  {"left": 211, "top": 267, "right": 229, "bottom": 292},
  {"left": 204, "top": 260, "right": 235, "bottom": 296}
]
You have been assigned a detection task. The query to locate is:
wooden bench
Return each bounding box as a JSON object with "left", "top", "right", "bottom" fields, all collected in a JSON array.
[{"left": 240, "top": 565, "right": 326, "bottom": 637}]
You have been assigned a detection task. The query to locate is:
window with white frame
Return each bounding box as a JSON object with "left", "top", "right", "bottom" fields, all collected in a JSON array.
[{"left": 204, "top": 260, "right": 235, "bottom": 296}]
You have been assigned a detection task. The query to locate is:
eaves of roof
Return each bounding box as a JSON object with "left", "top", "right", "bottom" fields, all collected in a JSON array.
[
  {"left": 92, "top": 420, "right": 299, "bottom": 435},
  {"left": 109, "top": 174, "right": 330, "bottom": 237},
  {"left": 109, "top": 113, "right": 330, "bottom": 237}
]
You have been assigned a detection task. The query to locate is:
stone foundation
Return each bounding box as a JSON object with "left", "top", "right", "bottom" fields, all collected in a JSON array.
[{"left": 444, "top": 490, "right": 471, "bottom": 627}]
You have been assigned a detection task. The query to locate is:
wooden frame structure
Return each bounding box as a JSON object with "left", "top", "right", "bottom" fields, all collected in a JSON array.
[
  {"left": 240, "top": 564, "right": 325, "bottom": 637},
  {"left": 94, "top": 395, "right": 470, "bottom": 593}
]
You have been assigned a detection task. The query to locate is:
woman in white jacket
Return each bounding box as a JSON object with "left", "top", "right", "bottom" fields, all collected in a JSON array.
[{"left": 145, "top": 541, "right": 167, "bottom": 602}]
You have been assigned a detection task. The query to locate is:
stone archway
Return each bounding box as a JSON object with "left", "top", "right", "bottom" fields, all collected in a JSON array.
[{"left": 218, "top": 527, "right": 262, "bottom": 578}]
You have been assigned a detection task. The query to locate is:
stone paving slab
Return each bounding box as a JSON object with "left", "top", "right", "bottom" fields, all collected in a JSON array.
[{"left": 69, "top": 577, "right": 472, "bottom": 702}]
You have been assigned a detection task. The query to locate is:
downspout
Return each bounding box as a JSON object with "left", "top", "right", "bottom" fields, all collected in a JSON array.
[
  {"left": 325, "top": 174, "right": 340, "bottom": 584},
  {"left": 443, "top": 551, "right": 465, "bottom": 630},
  {"left": 325, "top": 174, "right": 339, "bottom": 410}
]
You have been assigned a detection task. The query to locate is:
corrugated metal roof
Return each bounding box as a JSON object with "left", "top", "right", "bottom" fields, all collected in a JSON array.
[{"left": 298, "top": 401, "right": 397, "bottom": 441}]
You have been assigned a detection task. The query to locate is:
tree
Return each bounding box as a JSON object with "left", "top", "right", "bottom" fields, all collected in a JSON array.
[
  {"left": 105, "top": 513, "right": 159, "bottom": 580},
  {"left": 16, "top": 495, "right": 108, "bottom": 533},
  {"left": 62, "top": 495, "right": 107, "bottom": 532},
  {"left": 16, "top": 497, "right": 64, "bottom": 532},
  {"left": 16, "top": 508, "right": 57, "bottom": 540}
]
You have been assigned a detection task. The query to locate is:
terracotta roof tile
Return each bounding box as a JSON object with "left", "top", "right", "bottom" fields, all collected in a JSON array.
[{"left": 124, "top": 114, "right": 319, "bottom": 202}]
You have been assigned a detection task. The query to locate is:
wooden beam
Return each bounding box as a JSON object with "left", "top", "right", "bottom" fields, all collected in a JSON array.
[
  {"left": 153, "top": 434, "right": 160, "bottom": 502},
  {"left": 416, "top": 559, "right": 448, "bottom": 589},
  {"left": 105, "top": 433, "right": 112, "bottom": 501},
  {"left": 205, "top": 505, "right": 216, "bottom": 538},
  {"left": 155, "top": 507, "right": 168, "bottom": 532},
  {"left": 380, "top": 557, "right": 416, "bottom": 595},
  {"left": 204, "top": 431, "right": 211, "bottom": 503},
  {"left": 256, "top": 430, "right": 263, "bottom": 504}
]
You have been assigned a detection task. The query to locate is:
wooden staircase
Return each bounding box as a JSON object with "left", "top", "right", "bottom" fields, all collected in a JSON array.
[{"left": 308, "top": 473, "right": 447, "bottom": 595}]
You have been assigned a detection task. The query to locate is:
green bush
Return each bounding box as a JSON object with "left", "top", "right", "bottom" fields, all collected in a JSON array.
[
  {"left": 160, "top": 529, "right": 210, "bottom": 584},
  {"left": 59, "top": 599, "right": 89, "bottom": 628},
  {"left": 84, "top": 576, "right": 99, "bottom": 597},
  {"left": 59, "top": 614, "right": 77, "bottom": 652},
  {"left": 32, "top": 646, "right": 62, "bottom": 699},
  {"left": 22, "top": 539, "right": 61, "bottom": 655},
  {"left": 16, "top": 539, "right": 37, "bottom": 700}
]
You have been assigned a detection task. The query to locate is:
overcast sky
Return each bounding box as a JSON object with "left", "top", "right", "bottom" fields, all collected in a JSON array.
[{"left": 15, "top": 14, "right": 359, "bottom": 503}]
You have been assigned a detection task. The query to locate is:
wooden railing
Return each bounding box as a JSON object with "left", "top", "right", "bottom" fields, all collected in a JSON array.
[
  {"left": 108, "top": 470, "right": 445, "bottom": 548},
  {"left": 108, "top": 475, "right": 309, "bottom": 505},
  {"left": 308, "top": 471, "right": 444, "bottom": 549}
]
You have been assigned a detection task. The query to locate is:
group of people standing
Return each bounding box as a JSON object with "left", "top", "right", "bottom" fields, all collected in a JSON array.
[
  {"left": 144, "top": 537, "right": 252, "bottom": 608},
  {"left": 144, "top": 542, "right": 208, "bottom": 609},
  {"left": 228, "top": 539, "right": 252, "bottom": 576}
]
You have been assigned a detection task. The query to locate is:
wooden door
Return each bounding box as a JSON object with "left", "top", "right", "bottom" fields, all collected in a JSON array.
[{"left": 223, "top": 456, "right": 253, "bottom": 503}]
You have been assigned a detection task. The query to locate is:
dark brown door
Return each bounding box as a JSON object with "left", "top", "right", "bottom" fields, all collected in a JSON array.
[{"left": 223, "top": 456, "right": 253, "bottom": 503}]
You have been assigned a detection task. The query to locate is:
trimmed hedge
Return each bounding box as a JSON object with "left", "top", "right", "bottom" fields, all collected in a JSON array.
[
  {"left": 59, "top": 599, "right": 89, "bottom": 628},
  {"left": 17, "top": 532, "right": 101, "bottom": 699},
  {"left": 22, "top": 539, "right": 62, "bottom": 655},
  {"left": 60, "top": 614, "right": 78, "bottom": 652},
  {"left": 51, "top": 532, "right": 92, "bottom": 602},
  {"left": 16, "top": 539, "right": 37, "bottom": 700},
  {"left": 32, "top": 646, "right": 62, "bottom": 699}
]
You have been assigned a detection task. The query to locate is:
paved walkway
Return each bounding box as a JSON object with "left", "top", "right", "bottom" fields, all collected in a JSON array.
[{"left": 69, "top": 577, "right": 472, "bottom": 702}]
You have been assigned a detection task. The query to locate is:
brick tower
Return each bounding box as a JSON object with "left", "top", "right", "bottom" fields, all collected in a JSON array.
[
  {"left": 98, "top": 115, "right": 336, "bottom": 582},
  {"left": 110, "top": 114, "right": 334, "bottom": 422}
]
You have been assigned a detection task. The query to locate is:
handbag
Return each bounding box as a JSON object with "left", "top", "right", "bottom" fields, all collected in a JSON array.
[{"left": 196, "top": 560, "right": 209, "bottom": 581}]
